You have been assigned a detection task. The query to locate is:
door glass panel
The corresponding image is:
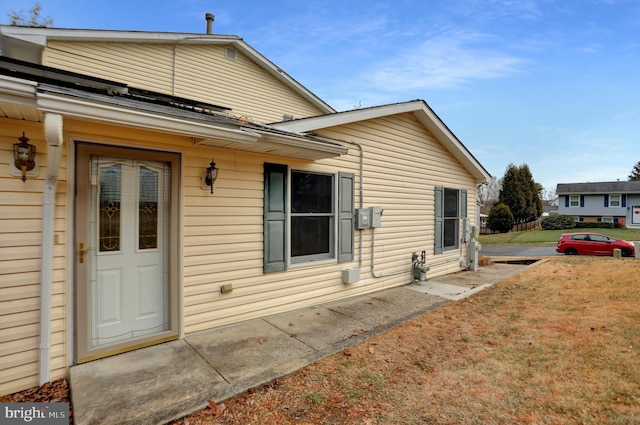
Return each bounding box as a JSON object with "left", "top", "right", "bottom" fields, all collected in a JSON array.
[
  {"left": 139, "top": 166, "right": 159, "bottom": 249},
  {"left": 99, "top": 164, "right": 121, "bottom": 252}
]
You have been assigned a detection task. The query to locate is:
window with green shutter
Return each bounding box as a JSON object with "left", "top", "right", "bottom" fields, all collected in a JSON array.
[
  {"left": 434, "top": 186, "right": 467, "bottom": 254},
  {"left": 264, "top": 163, "right": 354, "bottom": 273}
]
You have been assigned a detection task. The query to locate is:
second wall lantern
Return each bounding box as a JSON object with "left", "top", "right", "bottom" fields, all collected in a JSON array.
[{"left": 202, "top": 159, "right": 219, "bottom": 194}]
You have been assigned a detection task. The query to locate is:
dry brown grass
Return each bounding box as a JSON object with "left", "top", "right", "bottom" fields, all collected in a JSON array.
[{"left": 173, "top": 257, "right": 640, "bottom": 425}]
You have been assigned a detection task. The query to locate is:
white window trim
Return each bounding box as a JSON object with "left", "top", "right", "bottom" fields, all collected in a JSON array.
[
  {"left": 609, "top": 194, "right": 621, "bottom": 207},
  {"left": 288, "top": 169, "right": 337, "bottom": 266},
  {"left": 569, "top": 195, "right": 580, "bottom": 207}
]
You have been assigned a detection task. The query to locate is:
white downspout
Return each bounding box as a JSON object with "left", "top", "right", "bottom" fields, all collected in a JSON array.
[{"left": 39, "top": 113, "right": 63, "bottom": 386}]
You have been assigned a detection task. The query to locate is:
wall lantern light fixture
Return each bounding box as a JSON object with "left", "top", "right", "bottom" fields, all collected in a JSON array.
[
  {"left": 14, "top": 132, "right": 36, "bottom": 182},
  {"left": 203, "top": 159, "right": 219, "bottom": 194}
]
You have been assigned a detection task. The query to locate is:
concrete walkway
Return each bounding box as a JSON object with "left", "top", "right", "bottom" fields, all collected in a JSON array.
[{"left": 69, "top": 261, "right": 537, "bottom": 425}]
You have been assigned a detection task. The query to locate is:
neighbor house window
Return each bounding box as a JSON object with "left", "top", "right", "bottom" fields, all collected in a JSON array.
[
  {"left": 435, "top": 186, "right": 467, "bottom": 254},
  {"left": 609, "top": 194, "right": 621, "bottom": 207},
  {"left": 263, "top": 163, "right": 354, "bottom": 273},
  {"left": 569, "top": 195, "right": 580, "bottom": 207}
]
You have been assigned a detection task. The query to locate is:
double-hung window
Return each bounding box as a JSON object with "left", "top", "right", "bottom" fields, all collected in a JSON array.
[
  {"left": 609, "top": 194, "right": 621, "bottom": 207},
  {"left": 263, "top": 163, "right": 354, "bottom": 273},
  {"left": 291, "top": 171, "right": 334, "bottom": 263},
  {"left": 569, "top": 195, "right": 580, "bottom": 207},
  {"left": 434, "top": 186, "right": 467, "bottom": 254}
]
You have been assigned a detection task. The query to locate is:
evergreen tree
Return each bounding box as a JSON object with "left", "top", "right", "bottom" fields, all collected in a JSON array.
[
  {"left": 488, "top": 203, "right": 515, "bottom": 233},
  {"left": 499, "top": 164, "right": 526, "bottom": 223},
  {"left": 498, "top": 163, "right": 543, "bottom": 224},
  {"left": 629, "top": 161, "right": 640, "bottom": 181}
]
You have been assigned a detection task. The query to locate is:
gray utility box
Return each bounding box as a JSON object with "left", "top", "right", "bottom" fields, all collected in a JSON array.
[
  {"left": 342, "top": 268, "right": 360, "bottom": 284},
  {"left": 356, "top": 208, "right": 371, "bottom": 229},
  {"left": 371, "top": 206, "right": 383, "bottom": 227}
]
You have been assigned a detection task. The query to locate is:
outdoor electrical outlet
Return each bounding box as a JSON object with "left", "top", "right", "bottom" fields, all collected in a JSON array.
[{"left": 220, "top": 283, "right": 233, "bottom": 294}]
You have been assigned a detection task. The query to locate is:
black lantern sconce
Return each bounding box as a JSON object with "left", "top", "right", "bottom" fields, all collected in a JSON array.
[
  {"left": 203, "top": 159, "right": 219, "bottom": 194},
  {"left": 13, "top": 132, "right": 36, "bottom": 182}
]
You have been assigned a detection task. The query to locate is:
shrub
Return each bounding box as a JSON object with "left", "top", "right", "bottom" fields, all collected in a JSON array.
[
  {"left": 575, "top": 221, "right": 614, "bottom": 229},
  {"left": 488, "top": 203, "right": 515, "bottom": 233},
  {"left": 540, "top": 214, "right": 575, "bottom": 230}
]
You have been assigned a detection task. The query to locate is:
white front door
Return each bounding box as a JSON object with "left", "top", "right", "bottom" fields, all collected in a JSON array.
[
  {"left": 75, "top": 144, "right": 179, "bottom": 362},
  {"left": 90, "top": 157, "right": 169, "bottom": 347}
]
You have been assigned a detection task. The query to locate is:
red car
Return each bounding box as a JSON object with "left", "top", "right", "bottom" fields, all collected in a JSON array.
[{"left": 556, "top": 232, "right": 635, "bottom": 257}]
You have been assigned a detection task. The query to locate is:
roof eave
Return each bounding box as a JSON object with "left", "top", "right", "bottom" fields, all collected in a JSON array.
[
  {"left": 0, "top": 25, "right": 335, "bottom": 115},
  {"left": 274, "top": 100, "right": 491, "bottom": 183}
]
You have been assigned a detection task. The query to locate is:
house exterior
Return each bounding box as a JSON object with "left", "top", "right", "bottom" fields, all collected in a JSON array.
[
  {"left": 0, "top": 24, "right": 490, "bottom": 396},
  {"left": 556, "top": 181, "right": 640, "bottom": 227}
]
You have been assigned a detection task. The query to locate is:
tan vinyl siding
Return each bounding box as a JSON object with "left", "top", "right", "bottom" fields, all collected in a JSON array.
[
  {"left": 43, "top": 41, "right": 325, "bottom": 123},
  {"left": 0, "top": 119, "right": 69, "bottom": 396},
  {"left": 178, "top": 112, "right": 476, "bottom": 333},
  {"left": 0, "top": 105, "right": 477, "bottom": 394}
]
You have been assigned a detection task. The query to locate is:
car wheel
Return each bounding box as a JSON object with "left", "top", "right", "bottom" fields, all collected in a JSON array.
[
  {"left": 564, "top": 248, "right": 578, "bottom": 255},
  {"left": 621, "top": 248, "right": 633, "bottom": 257}
]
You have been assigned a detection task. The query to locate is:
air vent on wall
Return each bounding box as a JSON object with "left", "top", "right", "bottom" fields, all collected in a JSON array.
[{"left": 225, "top": 47, "right": 237, "bottom": 61}]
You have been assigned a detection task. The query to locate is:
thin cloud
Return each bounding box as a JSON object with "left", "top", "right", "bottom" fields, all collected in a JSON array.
[{"left": 366, "top": 31, "right": 528, "bottom": 91}]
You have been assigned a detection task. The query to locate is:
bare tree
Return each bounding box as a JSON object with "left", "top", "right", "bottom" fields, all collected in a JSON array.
[
  {"left": 477, "top": 176, "right": 501, "bottom": 214},
  {"left": 7, "top": 3, "right": 53, "bottom": 27}
]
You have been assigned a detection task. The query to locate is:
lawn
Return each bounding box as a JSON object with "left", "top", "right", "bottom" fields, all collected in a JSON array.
[
  {"left": 479, "top": 227, "right": 640, "bottom": 245},
  {"left": 170, "top": 257, "right": 640, "bottom": 424},
  {"left": 4, "top": 257, "right": 640, "bottom": 424}
]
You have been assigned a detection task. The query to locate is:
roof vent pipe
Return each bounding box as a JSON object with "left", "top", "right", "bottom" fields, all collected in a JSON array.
[{"left": 205, "top": 12, "right": 215, "bottom": 34}]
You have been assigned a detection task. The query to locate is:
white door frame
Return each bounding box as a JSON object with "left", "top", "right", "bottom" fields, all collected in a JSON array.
[{"left": 74, "top": 142, "right": 181, "bottom": 363}]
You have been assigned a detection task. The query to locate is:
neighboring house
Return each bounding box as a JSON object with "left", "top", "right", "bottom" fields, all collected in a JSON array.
[
  {"left": 542, "top": 198, "right": 558, "bottom": 216},
  {"left": 0, "top": 23, "right": 490, "bottom": 396},
  {"left": 556, "top": 181, "right": 640, "bottom": 227}
]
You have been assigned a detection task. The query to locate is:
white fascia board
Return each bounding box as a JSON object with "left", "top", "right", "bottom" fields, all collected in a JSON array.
[
  {"left": 36, "top": 92, "right": 261, "bottom": 143},
  {"left": 253, "top": 129, "right": 348, "bottom": 156},
  {"left": 0, "top": 74, "right": 38, "bottom": 100},
  {"left": 0, "top": 25, "right": 240, "bottom": 44},
  {"left": 273, "top": 101, "right": 424, "bottom": 133},
  {"left": 275, "top": 99, "right": 490, "bottom": 183},
  {"left": 413, "top": 105, "right": 491, "bottom": 183}
]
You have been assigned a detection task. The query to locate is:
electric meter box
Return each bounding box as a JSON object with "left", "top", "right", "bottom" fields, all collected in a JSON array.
[
  {"left": 355, "top": 208, "right": 371, "bottom": 229},
  {"left": 371, "top": 206, "right": 383, "bottom": 227}
]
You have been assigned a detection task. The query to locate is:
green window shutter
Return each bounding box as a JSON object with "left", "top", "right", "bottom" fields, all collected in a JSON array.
[
  {"left": 264, "top": 163, "right": 287, "bottom": 273},
  {"left": 435, "top": 186, "right": 443, "bottom": 254},
  {"left": 337, "top": 172, "right": 355, "bottom": 263},
  {"left": 460, "top": 189, "right": 468, "bottom": 218}
]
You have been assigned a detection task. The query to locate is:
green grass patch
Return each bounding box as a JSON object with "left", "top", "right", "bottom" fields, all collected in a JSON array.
[{"left": 479, "top": 227, "right": 640, "bottom": 245}]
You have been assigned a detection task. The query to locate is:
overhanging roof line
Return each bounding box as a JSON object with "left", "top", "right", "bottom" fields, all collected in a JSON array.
[
  {"left": 274, "top": 100, "right": 491, "bottom": 183},
  {"left": 36, "top": 92, "right": 262, "bottom": 143}
]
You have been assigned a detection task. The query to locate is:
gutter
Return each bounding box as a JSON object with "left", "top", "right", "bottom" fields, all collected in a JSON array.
[{"left": 39, "top": 113, "right": 63, "bottom": 385}]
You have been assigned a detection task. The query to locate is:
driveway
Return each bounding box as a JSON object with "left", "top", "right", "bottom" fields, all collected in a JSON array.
[{"left": 480, "top": 245, "right": 559, "bottom": 257}]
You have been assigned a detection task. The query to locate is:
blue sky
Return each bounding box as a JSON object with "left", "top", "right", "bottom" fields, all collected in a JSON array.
[{"left": 4, "top": 0, "right": 640, "bottom": 192}]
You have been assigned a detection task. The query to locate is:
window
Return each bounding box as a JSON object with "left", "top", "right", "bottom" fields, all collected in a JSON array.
[
  {"left": 291, "top": 171, "right": 334, "bottom": 263},
  {"left": 569, "top": 195, "right": 580, "bottom": 207},
  {"left": 264, "top": 163, "right": 354, "bottom": 273},
  {"left": 609, "top": 194, "right": 621, "bottom": 207},
  {"left": 434, "top": 187, "right": 467, "bottom": 254}
]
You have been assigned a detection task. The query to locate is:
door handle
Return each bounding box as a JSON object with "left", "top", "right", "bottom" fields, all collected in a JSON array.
[{"left": 79, "top": 243, "right": 91, "bottom": 263}]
